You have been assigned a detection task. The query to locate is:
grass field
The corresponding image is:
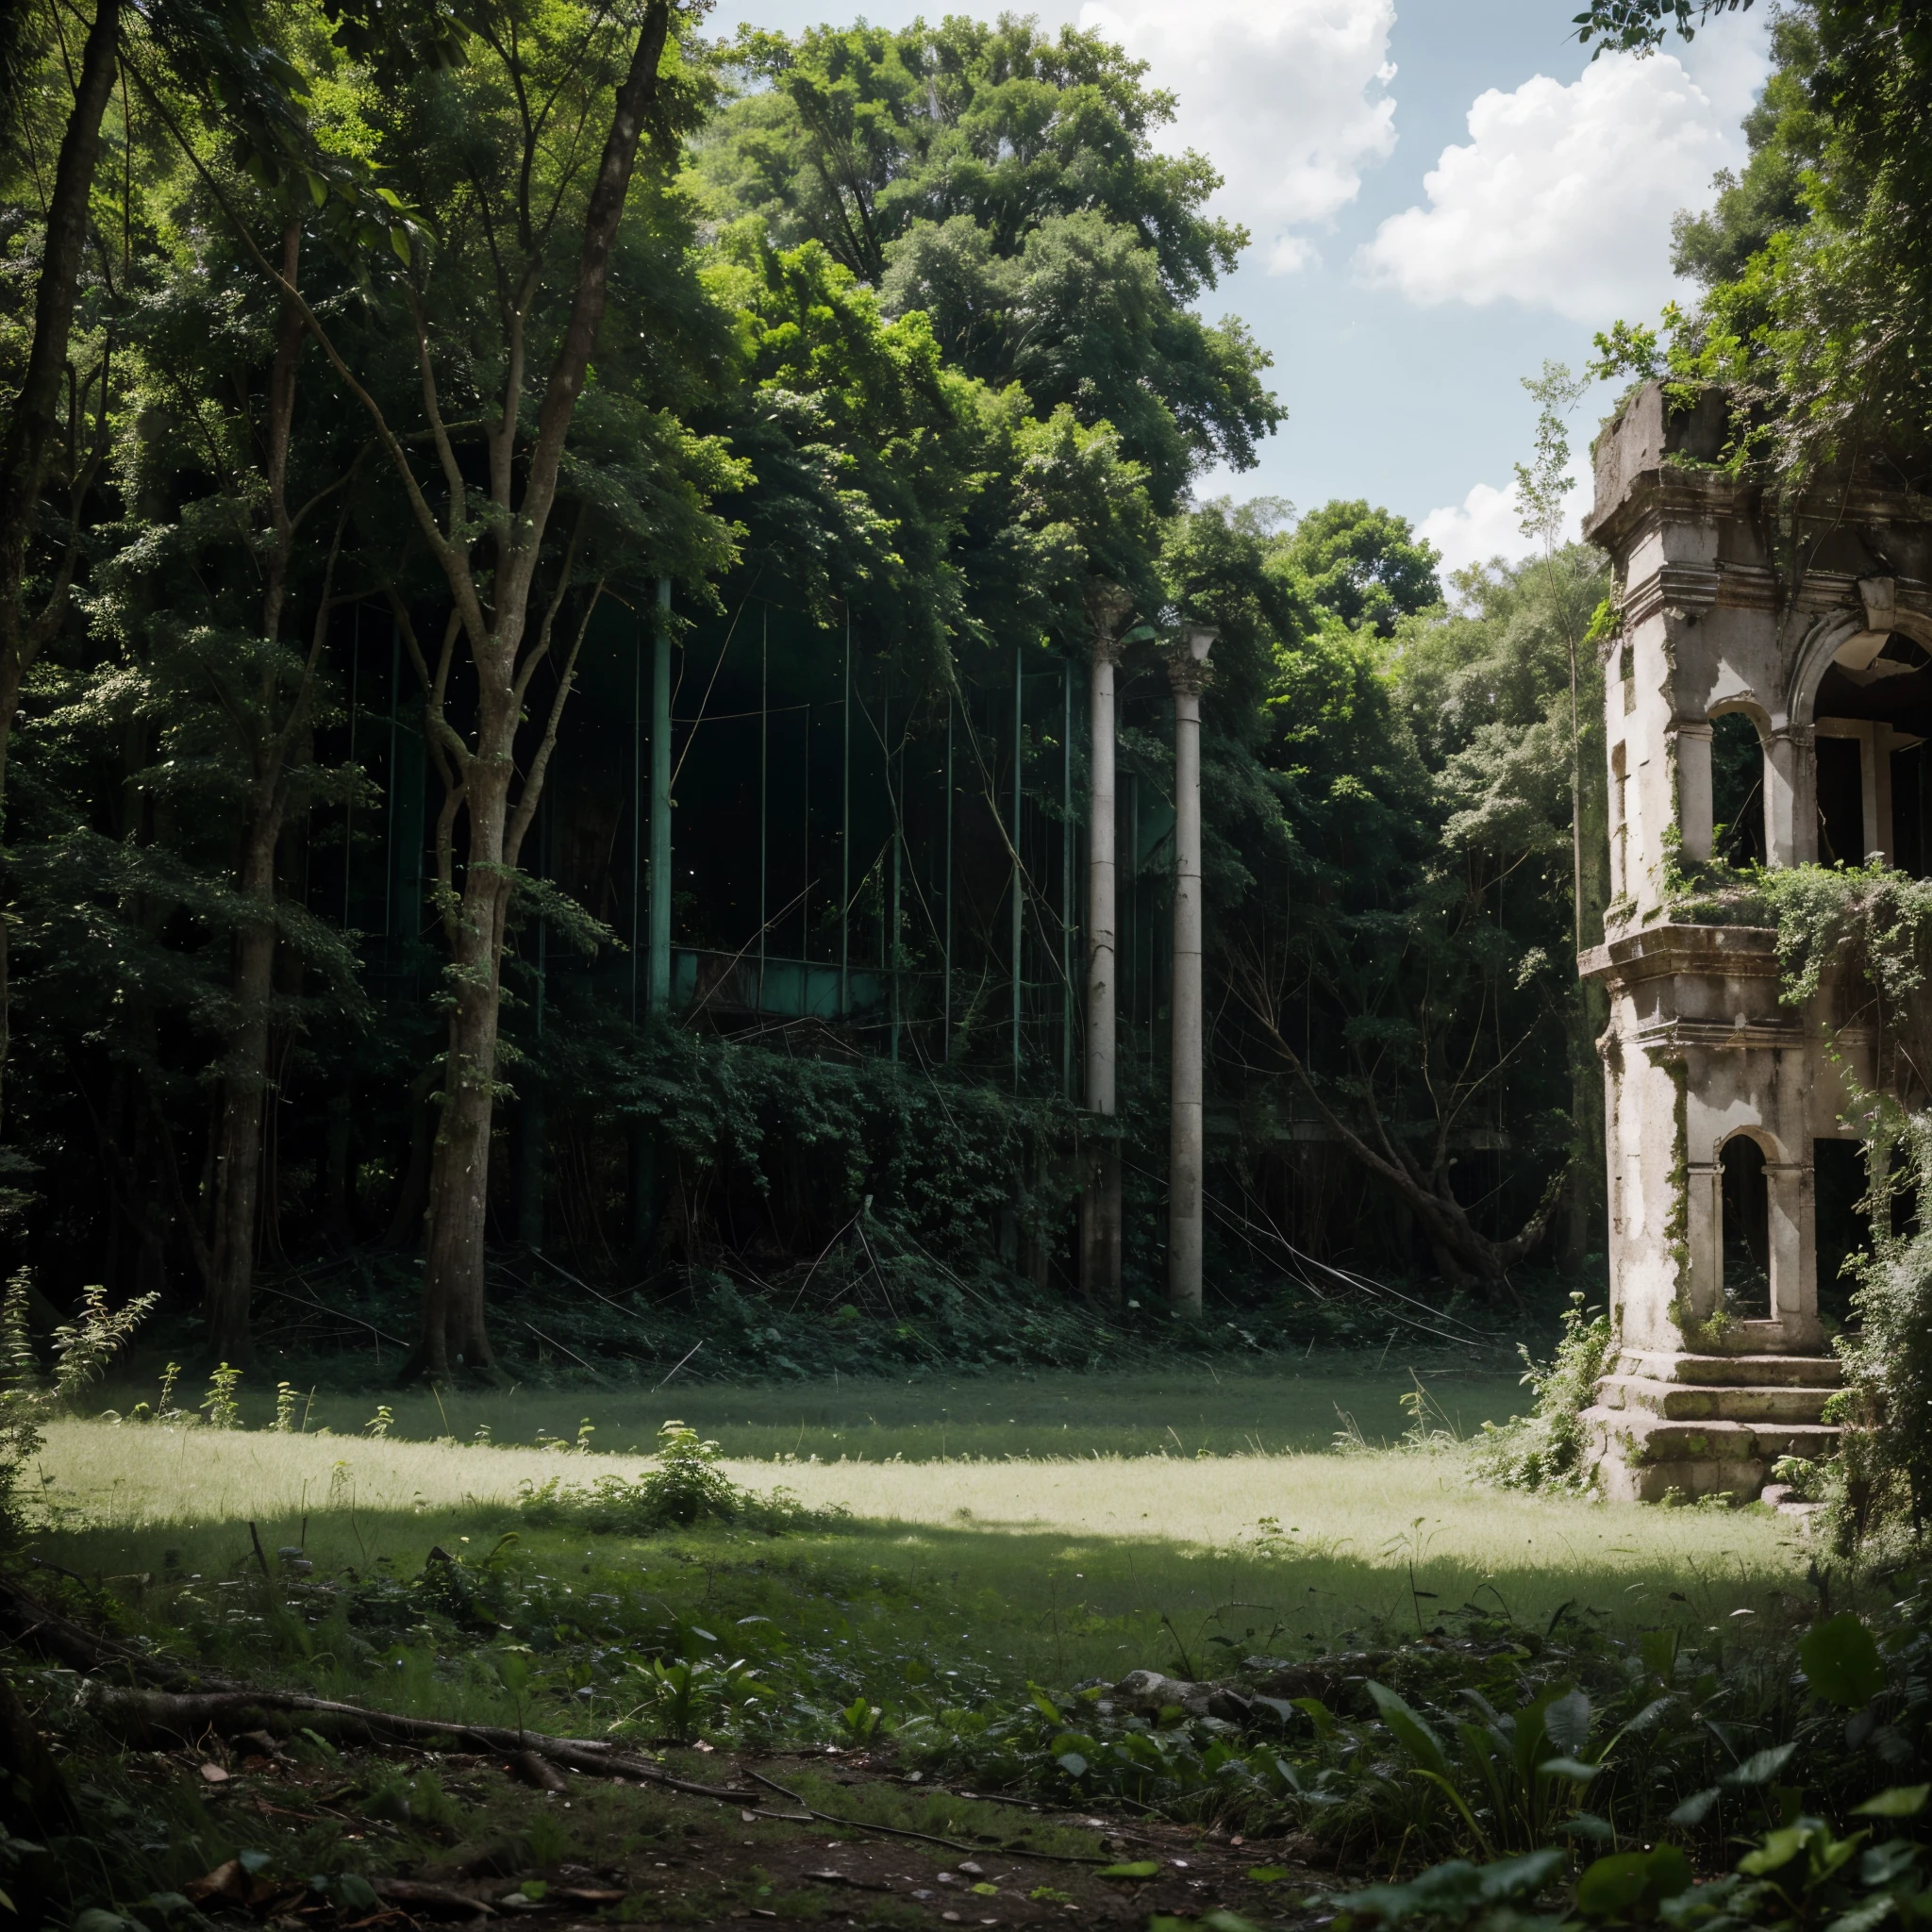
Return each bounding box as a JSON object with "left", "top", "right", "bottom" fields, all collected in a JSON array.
[
  {"left": 13, "top": 1357, "right": 1841, "bottom": 1927},
  {"left": 92, "top": 1353, "right": 1528, "bottom": 1461},
  {"left": 30, "top": 1357, "right": 1815, "bottom": 1701}
]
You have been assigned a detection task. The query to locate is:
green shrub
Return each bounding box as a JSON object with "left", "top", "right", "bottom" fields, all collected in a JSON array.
[
  {"left": 518, "top": 1419, "right": 764, "bottom": 1532},
  {"left": 1472, "top": 1291, "right": 1612, "bottom": 1491}
]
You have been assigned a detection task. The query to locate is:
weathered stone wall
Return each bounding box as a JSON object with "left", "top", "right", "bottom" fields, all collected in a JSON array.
[{"left": 1577, "top": 381, "right": 1932, "bottom": 1498}]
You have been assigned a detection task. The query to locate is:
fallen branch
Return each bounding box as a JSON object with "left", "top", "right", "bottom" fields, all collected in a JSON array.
[
  {"left": 84, "top": 1682, "right": 758, "bottom": 1806},
  {"left": 0, "top": 1567, "right": 757, "bottom": 1804},
  {"left": 1, "top": 1571, "right": 1115, "bottom": 1857}
]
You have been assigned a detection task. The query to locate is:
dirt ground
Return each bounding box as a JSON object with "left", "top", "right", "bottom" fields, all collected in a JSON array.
[{"left": 136, "top": 1730, "right": 1330, "bottom": 1932}]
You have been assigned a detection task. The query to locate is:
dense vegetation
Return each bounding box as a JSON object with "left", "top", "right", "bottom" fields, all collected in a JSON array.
[
  {"left": 0, "top": 0, "right": 1611, "bottom": 1388},
  {"left": 12, "top": 0, "right": 1932, "bottom": 1924}
]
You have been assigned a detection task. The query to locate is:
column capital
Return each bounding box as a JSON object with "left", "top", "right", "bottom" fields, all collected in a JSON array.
[
  {"left": 1086, "top": 578, "right": 1134, "bottom": 646},
  {"left": 1091, "top": 632, "right": 1125, "bottom": 670},
  {"left": 1165, "top": 655, "right": 1211, "bottom": 698}
]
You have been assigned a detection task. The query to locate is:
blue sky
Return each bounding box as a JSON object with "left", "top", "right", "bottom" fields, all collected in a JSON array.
[{"left": 704, "top": 0, "right": 1771, "bottom": 575}]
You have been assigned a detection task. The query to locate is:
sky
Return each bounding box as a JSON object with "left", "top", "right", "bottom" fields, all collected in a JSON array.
[{"left": 702, "top": 0, "right": 1774, "bottom": 579}]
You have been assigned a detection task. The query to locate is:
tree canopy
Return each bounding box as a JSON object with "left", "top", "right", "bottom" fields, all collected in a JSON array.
[{"left": 693, "top": 16, "right": 1282, "bottom": 509}]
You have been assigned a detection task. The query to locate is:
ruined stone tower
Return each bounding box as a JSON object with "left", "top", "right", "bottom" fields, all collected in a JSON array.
[{"left": 1579, "top": 382, "right": 1932, "bottom": 1501}]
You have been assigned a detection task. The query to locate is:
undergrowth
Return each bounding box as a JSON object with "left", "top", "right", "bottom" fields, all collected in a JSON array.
[
  {"left": 1471, "top": 1292, "right": 1613, "bottom": 1491},
  {"left": 516, "top": 1419, "right": 821, "bottom": 1532}
]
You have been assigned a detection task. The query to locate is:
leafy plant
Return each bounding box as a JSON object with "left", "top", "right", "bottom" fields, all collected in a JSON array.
[
  {"left": 200, "top": 1363, "right": 242, "bottom": 1431},
  {"left": 518, "top": 1420, "right": 758, "bottom": 1532},
  {"left": 0, "top": 1274, "right": 35, "bottom": 1397},
  {"left": 49, "top": 1283, "right": 157, "bottom": 1409},
  {"left": 1332, "top": 1846, "right": 1565, "bottom": 1928},
  {"left": 615, "top": 1653, "right": 773, "bottom": 1744},
  {"left": 1366, "top": 1678, "right": 1616, "bottom": 1857},
  {"left": 1474, "top": 1292, "right": 1613, "bottom": 1491}
]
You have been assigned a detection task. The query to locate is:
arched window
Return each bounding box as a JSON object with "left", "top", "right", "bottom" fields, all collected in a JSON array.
[
  {"left": 1710, "top": 712, "right": 1765, "bottom": 866},
  {"left": 1721, "top": 1135, "right": 1771, "bottom": 1318}
]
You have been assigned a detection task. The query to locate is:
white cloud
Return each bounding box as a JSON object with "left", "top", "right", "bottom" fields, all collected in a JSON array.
[
  {"left": 1079, "top": 0, "right": 1398, "bottom": 274},
  {"left": 1357, "top": 37, "right": 1765, "bottom": 322},
  {"left": 1419, "top": 474, "right": 1593, "bottom": 585}
]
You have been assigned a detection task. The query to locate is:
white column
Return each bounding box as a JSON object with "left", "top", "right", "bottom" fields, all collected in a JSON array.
[
  {"left": 1765, "top": 726, "right": 1814, "bottom": 866},
  {"left": 1676, "top": 719, "right": 1713, "bottom": 863},
  {"left": 1167, "top": 625, "right": 1215, "bottom": 1317},
  {"left": 1081, "top": 586, "right": 1131, "bottom": 1303}
]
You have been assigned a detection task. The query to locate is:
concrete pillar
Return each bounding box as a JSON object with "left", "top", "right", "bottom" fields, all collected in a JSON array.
[
  {"left": 1080, "top": 585, "right": 1132, "bottom": 1304},
  {"left": 1685, "top": 1158, "right": 1721, "bottom": 1330},
  {"left": 649, "top": 576, "right": 673, "bottom": 1013},
  {"left": 1166, "top": 624, "right": 1215, "bottom": 1317},
  {"left": 1765, "top": 725, "right": 1814, "bottom": 865},
  {"left": 1858, "top": 723, "right": 1881, "bottom": 861},
  {"left": 1768, "top": 1157, "right": 1808, "bottom": 1320},
  {"left": 1877, "top": 726, "right": 1901, "bottom": 862},
  {"left": 1676, "top": 719, "right": 1713, "bottom": 863}
]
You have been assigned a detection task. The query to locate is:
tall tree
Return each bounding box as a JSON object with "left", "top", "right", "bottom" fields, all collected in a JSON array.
[
  {"left": 1275, "top": 499, "right": 1442, "bottom": 638},
  {"left": 696, "top": 16, "right": 1280, "bottom": 511},
  {"left": 0, "top": 0, "right": 121, "bottom": 1123},
  {"left": 236, "top": 0, "right": 731, "bottom": 1377}
]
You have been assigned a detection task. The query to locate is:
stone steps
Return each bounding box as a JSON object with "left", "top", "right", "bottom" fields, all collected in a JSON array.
[
  {"left": 1582, "top": 1399, "right": 1839, "bottom": 1505},
  {"left": 1594, "top": 1374, "right": 1836, "bottom": 1425},
  {"left": 1585, "top": 1346, "right": 1842, "bottom": 1502},
  {"left": 1609, "top": 1350, "right": 1842, "bottom": 1388}
]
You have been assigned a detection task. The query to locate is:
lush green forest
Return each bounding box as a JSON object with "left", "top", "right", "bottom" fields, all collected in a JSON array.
[
  {"left": 14, "top": 0, "right": 1932, "bottom": 1925},
  {"left": 0, "top": 0, "right": 1613, "bottom": 1381}
]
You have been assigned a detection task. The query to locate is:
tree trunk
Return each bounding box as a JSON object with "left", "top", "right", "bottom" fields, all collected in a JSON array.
[
  {"left": 200, "top": 223, "right": 316, "bottom": 1361},
  {"left": 206, "top": 822, "right": 278, "bottom": 1361},
  {"left": 413, "top": 771, "right": 512, "bottom": 1379},
  {"left": 0, "top": 0, "right": 121, "bottom": 1124}
]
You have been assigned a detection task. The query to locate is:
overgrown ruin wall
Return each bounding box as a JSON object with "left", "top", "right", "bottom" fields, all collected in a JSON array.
[{"left": 1578, "top": 382, "right": 1932, "bottom": 1499}]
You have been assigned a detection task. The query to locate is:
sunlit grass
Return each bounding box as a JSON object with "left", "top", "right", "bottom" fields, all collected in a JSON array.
[{"left": 31, "top": 1416, "right": 1813, "bottom": 1682}]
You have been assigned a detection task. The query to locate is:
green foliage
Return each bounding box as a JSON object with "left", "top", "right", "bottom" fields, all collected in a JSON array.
[
  {"left": 0, "top": 1273, "right": 34, "bottom": 1396},
  {"left": 1277, "top": 500, "right": 1443, "bottom": 638},
  {"left": 517, "top": 1420, "right": 756, "bottom": 1532},
  {"left": 1582, "top": 0, "right": 1932, "bottom": 488},
  {"left": 616, "top": 1651, "right": 774, "bottom": 1742},
  {"left": 201, "top": 1363, "right": 243, "bottom": 1431},
  {"left": 1514, "top": 364, "right": 1589, "bottom": 557},
  {"left": 1667, "top": 14, "right": 1824, "bottom": 293},
  {"left": 50, "top": 1286, "right": 158, "bottom": 1410},
  {"left": 698, "top": 15, "right": 1278, "bottom": 508},
  {"left": 1331, "top": 1846, "right": 1565, "bottom": 1928},
  {"left": 0, "top": 1274, "right": 148, "bottom": 1549},
  {"left": 1365, "top": 1675, "right": 1656, "bottom": 1857},
  {"left": 1474, "top": 1293, "right": 1614, "bottom": 1491},
  {"left": 1798, "top": 1614, "right": 1884, "bottom": 1709}
]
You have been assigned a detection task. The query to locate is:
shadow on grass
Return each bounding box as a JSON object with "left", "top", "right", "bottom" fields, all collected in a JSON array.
[{"left": 34, "top": 1475, "right": 1819, "bottom": 1725}]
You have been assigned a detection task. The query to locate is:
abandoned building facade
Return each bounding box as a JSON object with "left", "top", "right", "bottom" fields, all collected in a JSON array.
[{"left": 1579, "top": 382, "right": 1932, "bottom": 1500}]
